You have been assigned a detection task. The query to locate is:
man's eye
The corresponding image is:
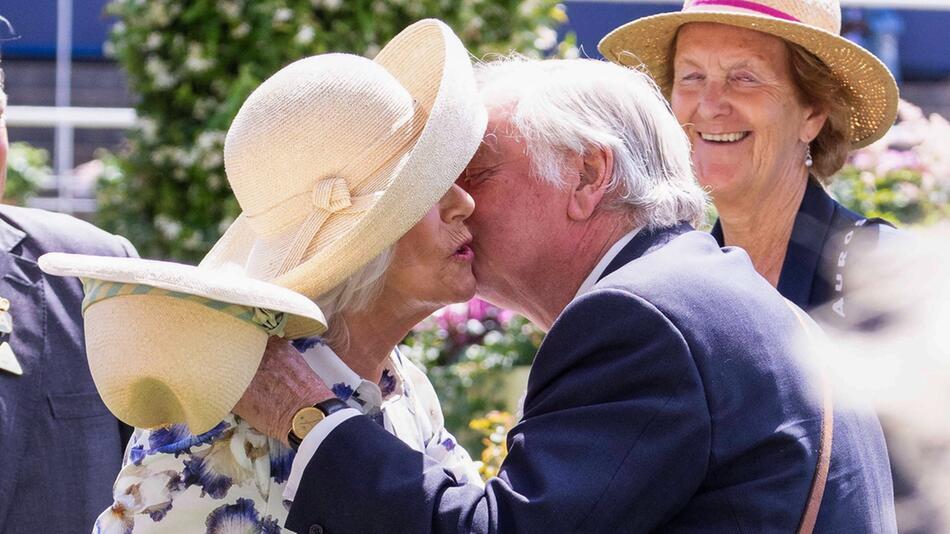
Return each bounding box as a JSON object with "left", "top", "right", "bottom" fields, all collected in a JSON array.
[
  {"left": 462, "top": 170, "right": 490, "bottom": 186},
  {"left": 679, "top": 72, "right": 704, "bottom": 82}
]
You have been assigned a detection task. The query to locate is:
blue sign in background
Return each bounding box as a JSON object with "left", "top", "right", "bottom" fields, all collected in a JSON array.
[
  {"left": 1, "top": 1, "right": 948, "bottom": 80},
  {"left": 1, "top": 0, "right": 113, "bottom": 59}
]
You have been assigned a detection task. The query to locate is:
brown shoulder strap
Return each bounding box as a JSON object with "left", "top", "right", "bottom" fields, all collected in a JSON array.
[{"left": 784, "top": 301, "right": 834, "bottom": 534}]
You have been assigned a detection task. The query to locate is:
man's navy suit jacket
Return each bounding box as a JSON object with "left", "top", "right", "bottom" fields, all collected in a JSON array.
[
  {"left": 0, "top": 206, "right": 135, "bottom": 533},
  {"left": 287, "top": 224, "right": 896, "bottom": 533}
]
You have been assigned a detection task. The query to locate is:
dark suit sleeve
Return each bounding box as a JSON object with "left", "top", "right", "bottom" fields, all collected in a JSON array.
[{"left": 286, "top": 289, "right": 711, "bottom": 534}]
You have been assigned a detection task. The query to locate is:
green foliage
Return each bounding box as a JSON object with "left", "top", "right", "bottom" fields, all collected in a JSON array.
[
  {"left": 4, "top": 142, "right": 52, "bottom": 205},
  {"left": 97, "top": 0, "right": 572, "bottom": 261},
  {"left": 830, "top": 165, "right": 949, "bottom": 225},
  {"left": 400, "top": 300, "right": 542, "bottom": 453},
  {"left": 829, "top": 101, "right": 950, "bottom": 227}
]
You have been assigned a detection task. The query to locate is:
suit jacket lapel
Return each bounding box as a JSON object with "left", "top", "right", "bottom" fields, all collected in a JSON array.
[
  {"left": 709, "top": 180, "right": 833, "bottom": 310},
  {"left": 0, "top": 215, "right": 45, "bottom": 523},
  {"left": 599, "top": 223, "right": 694, "bottom": 282},
  {"left": 776, "top": 180, "right": 834, "bottom": 309}
]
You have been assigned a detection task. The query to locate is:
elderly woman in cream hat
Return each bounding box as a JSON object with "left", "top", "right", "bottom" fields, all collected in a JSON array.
[
  {"left": 600, "top": 0, "right": 901, "bottom": 329},
  {"left": 41, "top": 20, "right": 489, "bottom": 532}
]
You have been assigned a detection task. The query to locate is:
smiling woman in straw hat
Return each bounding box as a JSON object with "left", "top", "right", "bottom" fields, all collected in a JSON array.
[
  {"left": 47, "top": 19, "right": 488, "bottom": 532},
  {"left": 600, "top": 0, "right": 901, "bottom": 330}
]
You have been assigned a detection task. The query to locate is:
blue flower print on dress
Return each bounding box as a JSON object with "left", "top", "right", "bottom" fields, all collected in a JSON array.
[
  {"left": 292, "top": 336, "right": 325, "bottom": 353},
  {"left": 441, "top": 437, "right": 457, "bottom": 451},
  {"left": 181, "top": 424, "right": 273, "bottom": 500},
  {"left": 379, "top": 368, "right": 397, "bottom": 397},
  {"left": 183, "top": 455, "right": 234, "bottom": 499},
  {"left": 148, "top": 420, "right": 229, "bottom": 457},
  {"left": 205, "top": 498, "right": 281, "bottom": 534},
  {"left": 269, "top": 444, "right": 295, "bottom": 484},
  {"left": 129, "top": 444, "right": 146, "bottom": 466},
  {"left": 331, "top": 382, "right": 354, "bottom": 401}
]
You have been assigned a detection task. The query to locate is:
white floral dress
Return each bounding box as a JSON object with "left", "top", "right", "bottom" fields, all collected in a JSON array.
[{"left": 94, "top": 337, "right": 479, "bottom": 533}]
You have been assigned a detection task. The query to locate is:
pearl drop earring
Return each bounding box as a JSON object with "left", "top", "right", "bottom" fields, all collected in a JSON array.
[{"left": 805, "top": 144, "right": 814, "bottom": 168}]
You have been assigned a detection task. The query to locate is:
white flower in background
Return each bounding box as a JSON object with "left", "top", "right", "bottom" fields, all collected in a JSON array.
[
  {"left": 196, "top": 131, "right": 227, "bottom": 150},
  {"left": 102, "top": 41, "right": 115, "bottom": 58},
  {"left": 562, "top": 45, "right": 580, "bottom": 59},
  {"left": 313, "top": 0, "right": 343, "bottom": 10},
  {"left": 112, "top": 22, "right": 126, "bottom": 36},
  {"left": 519, "top": 0, "right": 541, "bottom": 17},
  {"left": 207, "top": 173, "right": 224, "bottom": 192},
  {"left": 218, "top": 0, "right": 241, "bottom": 20},
  {"left": 406, "top": 2, "right": 424, "bottom": 16},
  {"left": 185, "top": 43, "right": 213, "bottom": 73},
  {"left": 232, "top": 22, "right": 251, "bottom": 39},
  {"left": 466, "top": 16, "right": 484, "bottom": 32},
  {"left": 533, "top": 26, "right": 557, "bottom": 51},
  {"left": 193, "top": 99, "right": 219, "bottom": 121},
  {"left": 218, "top": 217, "right": 236, "bottom": 235},
  {"left": 145, "top": 32, "right": 162, "bottom": 50},
  {"left": 202, "top": 148, "right": 224, "bottom": 170},
  {"left": 145, "top": 57, "right": 176, "bottom": 89},
  {"left": 466, "top": 319, "right": 486, "bottom": 336},
  {"left": 372, "top": 1, "right": 388, "bottom": 15},
  {"left": 273, "top": 7, "right": 293, "bottom": 23},
  {"left": 139, "top": 118, "right": 158, "bottom": 143},
  {"left": 146, "top": 2, "right": 170, "bottom": 27},
  {"left": 295, "top": 26, "right": 316, "bottom": 46},
  {"left": 365, "top": 43, "right": 381, "bottom": 58},
  {"left": 183, "top": 232, "right": 204, "bottom": 251},
  {"left": 155, "top": 215, "right": 183, "bottom": 240}
]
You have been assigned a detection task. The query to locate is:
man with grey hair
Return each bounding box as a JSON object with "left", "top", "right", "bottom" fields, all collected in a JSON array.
[
  {"left": 237, "top": 57, "right": 895, "bottom": 533},
  {"left": 0, "top": 15, "right": 138, "bottom": 532}
]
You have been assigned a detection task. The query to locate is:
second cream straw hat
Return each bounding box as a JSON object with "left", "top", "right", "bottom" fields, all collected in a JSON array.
[
  {"left": 38, "top": 253, "right": 327, "bottom": 434},
  {"left": 598, "top": 0, "right": 899, "bottom": 149},
  {"left": 200, "top": 18, "right": 487, "bottom": 314}
]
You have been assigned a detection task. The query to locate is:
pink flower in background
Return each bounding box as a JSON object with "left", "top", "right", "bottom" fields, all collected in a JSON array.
[
  {"left": 418, "top": 299, "right": 520, "bottom": 345},
  {"left": 877, "top": 149, "right": 922, "bottom": 176}
]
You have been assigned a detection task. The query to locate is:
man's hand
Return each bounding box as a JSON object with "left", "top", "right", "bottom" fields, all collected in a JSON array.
[{"left": 234, "top": 337, "right": 336, "bottom": 445}]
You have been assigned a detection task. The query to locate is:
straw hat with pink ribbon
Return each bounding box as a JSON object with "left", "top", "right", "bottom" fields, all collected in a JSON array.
[{"left": 599, "top": 0, "right": 899, "bottom": 149}]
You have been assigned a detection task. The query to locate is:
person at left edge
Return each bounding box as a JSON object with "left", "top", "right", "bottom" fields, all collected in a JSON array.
[{"left": 0, "top": 14, "right": 137, "bottom": 534}]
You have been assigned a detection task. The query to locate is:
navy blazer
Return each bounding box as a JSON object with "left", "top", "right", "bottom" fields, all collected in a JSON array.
[
  {"left": 286, "top": 225, "right": 896, "bottom": 533},
  {"left": 712, "top": 180, "right": 898, "bottom": 330},
  {"left": 0, "top": 206, "right": 136, "bottom": 533}
]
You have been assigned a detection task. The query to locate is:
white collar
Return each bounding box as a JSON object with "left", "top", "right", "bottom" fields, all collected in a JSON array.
[
  {"left": 292, "top": 338, "right": 406, "bottom": 410},
  {"left": 573, "top": 227, "right": 641, "bottom": 299}
]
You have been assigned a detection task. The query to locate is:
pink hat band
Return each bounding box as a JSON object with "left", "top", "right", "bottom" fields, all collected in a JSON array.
[{"left": 690, "top": 0, "right": 800, "bottom": 22}]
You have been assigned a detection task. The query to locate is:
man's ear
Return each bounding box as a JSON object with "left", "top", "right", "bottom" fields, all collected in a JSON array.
[{"left": 567, "top": 145, "right": 614, "bottom": 222}]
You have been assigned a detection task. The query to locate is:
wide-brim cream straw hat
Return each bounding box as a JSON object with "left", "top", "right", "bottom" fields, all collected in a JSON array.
[
  {"left": 199, "top": 19, "right": 487, "bottom": 306},
  {"left": 38, "top": 253, "right": 327, "bottom": 434},
  {"left": 598, "top": 0, "right": 899, "bottom": 149}
]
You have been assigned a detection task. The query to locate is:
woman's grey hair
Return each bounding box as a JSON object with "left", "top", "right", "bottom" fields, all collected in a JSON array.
[
  {"left": 474, "top": 55, "right": 707, "bottom": 229},
  {"left": 314, "top": 245, "right": 394, "bottom": 350}
]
